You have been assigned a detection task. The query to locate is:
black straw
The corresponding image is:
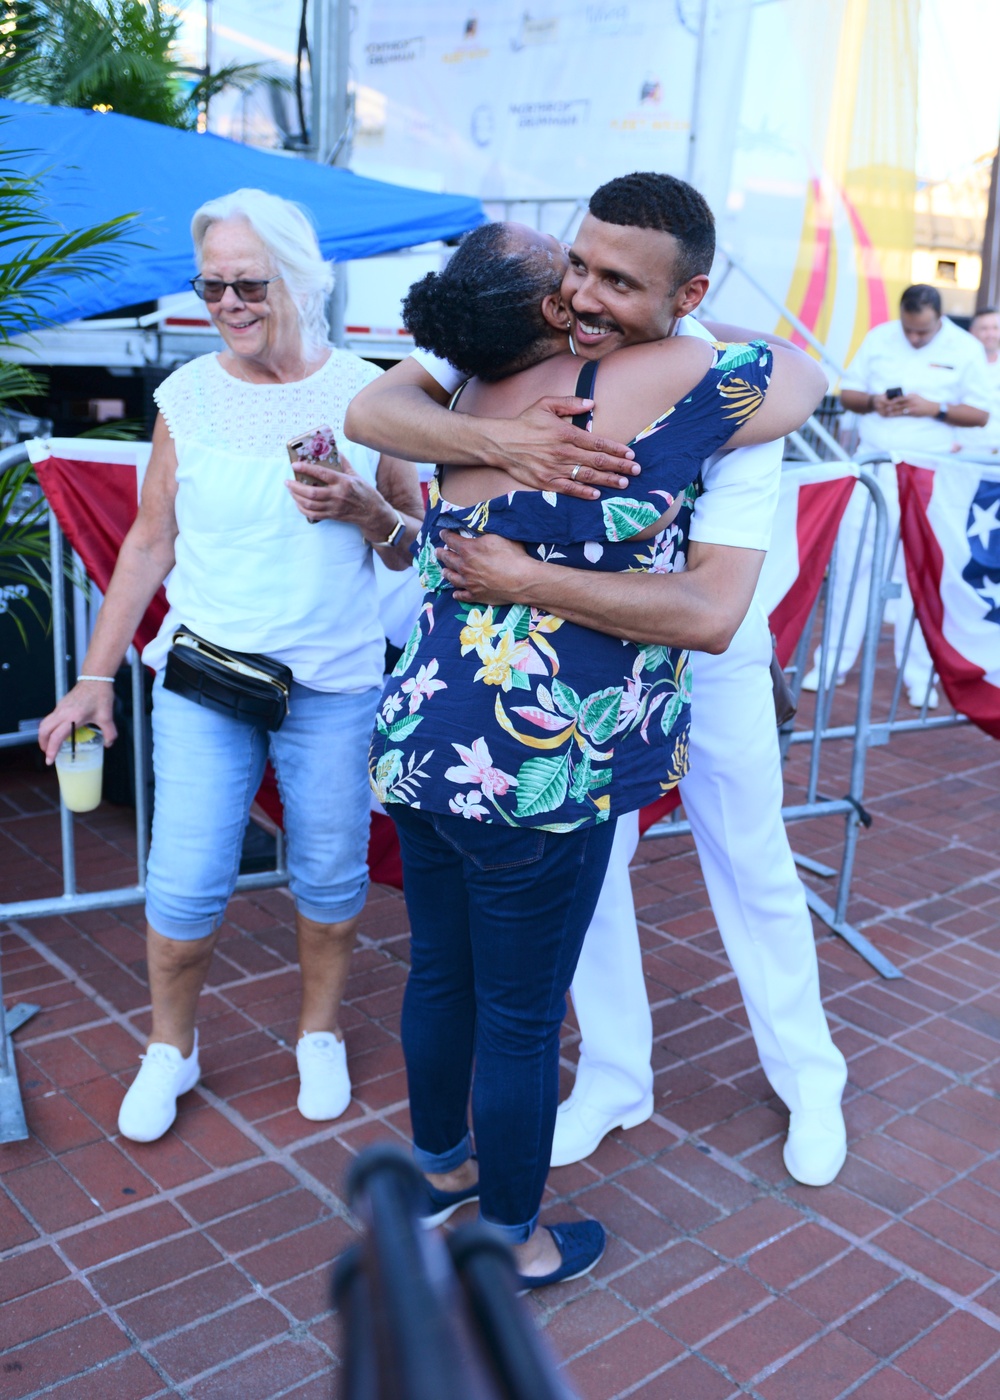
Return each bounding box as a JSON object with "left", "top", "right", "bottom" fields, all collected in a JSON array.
[{"left": 71, "top": 721, "right": 76, "bottom": 760}]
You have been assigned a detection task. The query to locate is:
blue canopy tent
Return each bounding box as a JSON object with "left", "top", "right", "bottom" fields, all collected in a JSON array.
[{"left": 2, "top": 98, "right": 485, "bottom": 330}]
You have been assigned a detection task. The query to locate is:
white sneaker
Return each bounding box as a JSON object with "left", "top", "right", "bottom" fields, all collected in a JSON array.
[
  {"left": 118, "top": 1035, "right": 200, "bottom": 1143},
  {"left": 296, "top": 1031, "right": 351, "bottom": 1121},
  {"left": 906, "top": 683, "right": 939, "bottom": 710},
  {"left": 801, "top": 668, "right": 846, "bottom": 693},
  {"left": 550, "top": 1092, "right": 654, "bottom": 1168},
  {"left": 782, "top": 1106, "right": 847, "bottom": 1187}
]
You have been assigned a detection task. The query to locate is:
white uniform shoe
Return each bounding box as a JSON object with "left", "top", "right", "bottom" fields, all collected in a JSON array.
[
  {"left": 801, "top": 668, "right": 846, "bottom": 693},
  {"left": 906, "top": 683, "right": 939, "bottom": 710},
  {"left": 118, "top": 1035, "right": 200, "bottom": 1143},
  {"left": 296, "top": 1031, "right": 351, "bottom": 1121},
  {"left": 782, "top": 1106, "right": 847, "bottom": 1186},
  {"left": 549, "top": 1092, "right": 654, "bottom": 1168}
]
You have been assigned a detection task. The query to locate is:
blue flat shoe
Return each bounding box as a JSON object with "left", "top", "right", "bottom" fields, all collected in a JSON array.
[
  {"left": 516, "top": 1220, "right": 606, "bottom": 1292},
  {"left": 420, "top": 1165, "right": 480, "bottom": 1228}
]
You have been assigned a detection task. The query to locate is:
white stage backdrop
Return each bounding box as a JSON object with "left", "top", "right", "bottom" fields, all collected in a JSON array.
[
  {"left": 349, "top": 0, "right": 919, "bottom": 371},
  {"left": 351, "top": 2, "right": 707, "bottom": 200}
]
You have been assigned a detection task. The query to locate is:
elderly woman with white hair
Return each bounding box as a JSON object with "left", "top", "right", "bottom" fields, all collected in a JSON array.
[{"left": 39, "top": 188, "right": 422, "bottom": 1142}]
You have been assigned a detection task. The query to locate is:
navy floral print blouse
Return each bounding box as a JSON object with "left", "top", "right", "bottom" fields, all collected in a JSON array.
[{"left": 370, "top": 342, "right": 772, "bottom": 831}]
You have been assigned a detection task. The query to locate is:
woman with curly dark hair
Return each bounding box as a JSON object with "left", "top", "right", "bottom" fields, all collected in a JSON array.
[
  {"left": 373, "top": 221, "right": 824, "bottom": 1289},
  {"left": 402, "top": 222, "right": 567, "bottom": 382}
]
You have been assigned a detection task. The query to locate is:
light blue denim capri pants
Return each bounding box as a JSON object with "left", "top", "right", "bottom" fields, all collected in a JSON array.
[{"left": 145, "top": 676, "right": 380, "bottom": 939}]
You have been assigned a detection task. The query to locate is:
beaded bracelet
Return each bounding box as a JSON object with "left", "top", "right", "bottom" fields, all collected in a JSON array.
[{"left": 77, "top": 674, "right": 116, "bottom": 683}]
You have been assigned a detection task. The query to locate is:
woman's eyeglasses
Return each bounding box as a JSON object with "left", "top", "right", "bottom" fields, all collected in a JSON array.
[{"left": 189, "top": 276, "right": 282, "bottom": 304}]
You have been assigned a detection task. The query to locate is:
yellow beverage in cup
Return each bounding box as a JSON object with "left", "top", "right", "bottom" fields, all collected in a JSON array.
[{"left": 54, "top": 727, "right": 104, "bottom": 813}]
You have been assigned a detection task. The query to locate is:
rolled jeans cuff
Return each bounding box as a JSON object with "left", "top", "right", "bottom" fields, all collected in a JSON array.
[
  {"left": 480, "top": 1210, "right": 539, "bottom": 1246},
  {"left": 295, "top": 879, "right": 369, "bottom": 926},
  {"left": 412, "top": 1132, "right": 471, "bottom": 1175},
  {"left": 144, "top": 902, "right": 223, "bottom": 942}
]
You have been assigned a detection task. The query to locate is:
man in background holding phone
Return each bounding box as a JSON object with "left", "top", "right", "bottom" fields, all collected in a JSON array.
[{"left": 804, "top": 283, "right": 992, "bottom": 705}]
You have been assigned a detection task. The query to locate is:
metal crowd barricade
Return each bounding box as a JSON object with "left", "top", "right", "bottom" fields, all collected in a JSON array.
[
  {"left": 0, "top": 441, "right": 289, "bottom": 927},
  {"left": 0, "top": 441, "right": 288, "bottom": 1138},
  {"left": 852, "top": 449, "right": 979, "bottom": 742},
  {"left": 643, "top": 463, "right": 901, "bottom": 980}
]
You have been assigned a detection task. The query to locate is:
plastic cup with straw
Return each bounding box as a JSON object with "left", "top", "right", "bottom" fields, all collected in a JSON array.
[{"left": 54, "top": 721, "right": 104, "bottom": 812}]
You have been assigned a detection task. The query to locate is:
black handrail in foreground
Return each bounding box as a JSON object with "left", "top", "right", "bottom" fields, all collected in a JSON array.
[
  {"left": 449, "top": 1225, "right": 576, "bottom": 1400},
  {"left": 333, "top": 1144, "right": 576, "bottom": 1400}
]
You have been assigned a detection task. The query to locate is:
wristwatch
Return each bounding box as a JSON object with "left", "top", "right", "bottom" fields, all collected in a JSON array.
[
  {"left": 936, "top": 403, "right": 950, "bottom": 421},
  {"left": 375, "top": 510, "right": 405, "bottom": 548}
]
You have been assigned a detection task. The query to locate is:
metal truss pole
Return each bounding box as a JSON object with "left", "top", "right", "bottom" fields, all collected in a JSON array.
[{"left": 311, "top": 0, "right": 353, "bottom": 346}]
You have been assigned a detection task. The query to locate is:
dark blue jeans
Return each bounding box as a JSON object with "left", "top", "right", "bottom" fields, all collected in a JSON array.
[{"left": 392, "top": 805, "right": 616, "bottom": 1242}]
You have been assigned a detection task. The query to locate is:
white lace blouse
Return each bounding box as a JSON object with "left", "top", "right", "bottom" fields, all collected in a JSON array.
[{"left": 142, "top": 350, "right": 386, "bottom": 692}]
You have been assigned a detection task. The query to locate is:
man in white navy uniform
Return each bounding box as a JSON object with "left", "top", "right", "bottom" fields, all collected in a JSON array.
[
  {"left": 346, "top": 174, "right": 848, "bottom": 1186},
  {"left": 957, "top": 307, "right": 1000, "bottom": 457},
  {"left": 806, "top": 283, "right": 991, "bottom": 707}
]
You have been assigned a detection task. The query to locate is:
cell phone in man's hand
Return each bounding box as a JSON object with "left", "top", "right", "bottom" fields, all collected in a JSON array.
[
  {"left": 885, "top": 387, "right": 903, "bottom": 399},
  {"left": 287, "top": 425, "right": 340, "bottom": 485}
]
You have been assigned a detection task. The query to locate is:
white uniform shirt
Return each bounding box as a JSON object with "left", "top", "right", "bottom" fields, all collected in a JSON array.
[
  {"left": 676, "top": 317, "right": 781, "bottom": 552},
  {"left": 842, "top": 316, "right": 993, "bottom": 457},
  {"left": 956, "top": 355, "right": 1000, "bottom": 457},
  {"left": 411, "top": 314, "right": 781, "bottom": 555}
]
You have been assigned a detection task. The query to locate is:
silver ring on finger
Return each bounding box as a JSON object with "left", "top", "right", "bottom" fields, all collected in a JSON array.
[{"left": 570, "top": 464, "right": 582, "bottom": 481}]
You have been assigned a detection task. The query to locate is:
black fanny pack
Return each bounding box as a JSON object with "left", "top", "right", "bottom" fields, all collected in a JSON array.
[{"left": 163, "top": 626, "right": 292, "bottom": 731}]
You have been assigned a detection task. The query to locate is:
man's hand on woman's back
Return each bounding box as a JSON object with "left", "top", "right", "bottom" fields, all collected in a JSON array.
[
  {"left": 344, "top": 357, "right": 637, "bottom": 502},
  {"left": 480, "top": 395, "right": 638, "bottom": 499}
]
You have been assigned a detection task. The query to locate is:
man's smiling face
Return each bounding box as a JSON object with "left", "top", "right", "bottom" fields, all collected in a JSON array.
[{"left": 561, "top": 213, "right": 703, "bottom": 359}]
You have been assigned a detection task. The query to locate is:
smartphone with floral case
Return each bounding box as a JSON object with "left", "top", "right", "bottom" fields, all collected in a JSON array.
[{"left": 286, "top": 425, "right": 340, "bottom": 485}]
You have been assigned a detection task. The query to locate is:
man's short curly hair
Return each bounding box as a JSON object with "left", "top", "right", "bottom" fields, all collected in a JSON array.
[
  {"left": 589, "top": 172, "right": 716, "bottom": 288},
  {"left": 401, "top": 223, "right": 563, "bottom": 381}
]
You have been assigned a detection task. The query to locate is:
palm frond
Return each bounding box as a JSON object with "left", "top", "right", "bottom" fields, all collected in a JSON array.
[
  {"left": 0, "top": 461, "right": 89, "bottom": 643},
  {"left": 0, "top": 101, "right": 147, "bottom": 639},
  {"left": 0, "top": 356, "right": 46, "bottom": 409},
  {"left": 76, "top": 416, "right": 143, "bottom": 439},
  {"left": 188, "top": 61, "right": 283, "bottom": 107},
  {"left": 0, "top": 167, "right": 141, "bottom": 343},
  {"left": 5, "top": 0, "right": 282, "bottom": 129},
  {"left": 0, "top": 458, "right": 51, "bottom": 644}
]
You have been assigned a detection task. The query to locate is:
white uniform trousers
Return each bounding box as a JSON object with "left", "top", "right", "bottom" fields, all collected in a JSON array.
[
  {"left": 810, "top": 465, "right": 933, "bottom": 693},
  {"left": 570, "top": 598, "right": 847, "bottom": 1117}
]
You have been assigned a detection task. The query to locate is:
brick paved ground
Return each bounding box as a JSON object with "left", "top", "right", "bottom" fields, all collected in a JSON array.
[{"left": 3, "top": 666, "right": 1000, "bottom": 1398}]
